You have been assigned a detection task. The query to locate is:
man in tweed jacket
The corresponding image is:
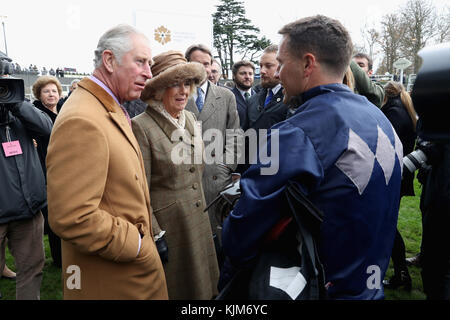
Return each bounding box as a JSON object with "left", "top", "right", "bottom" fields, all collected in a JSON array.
[{"left": 185, "top": 44, "right": 242, "bottom": 253}]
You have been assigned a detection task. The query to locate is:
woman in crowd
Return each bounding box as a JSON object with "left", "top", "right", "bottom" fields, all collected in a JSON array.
[
  {"left": 381, "top": 81, "right": 417, "bottom": 291},
  {"left": 32, "top": 75, "right": 62, "bottom": 268},
  {"left": 132, "top": 51, "right": 219, "bottom": 299},
  {"left": 343, "top": 66, "right": 355, "bottom": 91}
]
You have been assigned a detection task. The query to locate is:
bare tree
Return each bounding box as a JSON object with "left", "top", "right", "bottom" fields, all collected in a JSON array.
[
  {"left": 435, "top": 7, "right": 450, "bottom": 43},
  {"left": 400, "top": 0, "right": 437, "bottom": 73},
  {"left": 353, "top": 43, "right": 366, "bottom": 56},
  {"left": 378, "top": 13, "right": 406, "bottom": 74},
  {"left": 361, "top": 23, "right": 380, "bottom": 60}
]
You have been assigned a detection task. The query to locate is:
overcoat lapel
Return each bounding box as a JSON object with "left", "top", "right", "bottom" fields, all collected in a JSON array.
[
  {"left": 145, "top": 107, "right": 179, "bottom": 141},
  {"left": 186, "top": 98, "right": 199, "bottom": 118},
  {"left": 232, "top": 87, "right": 245, "bottom": 107},
  {"left": 198, "top": 82, "right": 218, "bottom": 123},
  {"left": 78, "top": 78, "right": 142, "bottom": 157}
]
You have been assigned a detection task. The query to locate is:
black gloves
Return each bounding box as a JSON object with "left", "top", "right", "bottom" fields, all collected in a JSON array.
[{"left": 156, "top": 236, "right": 168, "bottom": 263}]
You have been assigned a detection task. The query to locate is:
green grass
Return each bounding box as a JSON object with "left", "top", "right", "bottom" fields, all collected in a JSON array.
[
  {"left": 384, "top": 177, "right": 424, "bottom": 300},
  {"left": 0, "top": 178, "right": 425, "bottom": 300},
  {"left": 0, "top": 234, "right": 63, "bottom": 300}
]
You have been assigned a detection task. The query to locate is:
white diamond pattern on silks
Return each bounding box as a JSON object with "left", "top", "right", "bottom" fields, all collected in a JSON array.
[
  {"left": 269, "top": 266, "right": 306, "bottom": 300},
  {"left": 376, "top": 126, "right": 396, "bottom": 186},
  {"left": 393, "top": 128, "right": 404, "bottom": 175},
  {"left": 336, "top": 129, "right": 375, "bottom": 195}
]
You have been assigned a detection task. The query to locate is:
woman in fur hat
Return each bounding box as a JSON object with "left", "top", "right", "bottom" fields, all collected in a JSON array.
[{"left": 132, "top": 51, "right": 219, "bottom": 299}]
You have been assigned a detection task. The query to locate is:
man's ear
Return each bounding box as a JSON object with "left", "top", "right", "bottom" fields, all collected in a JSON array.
[
  {"left": 303, "top": 53, "right": 316, "bottom": 77},
  {"left": 102, "top": 50, "right": 115, "bottom": 73},
  {"left": 368, "top": 69, "right": 373, "bottom": 76}
]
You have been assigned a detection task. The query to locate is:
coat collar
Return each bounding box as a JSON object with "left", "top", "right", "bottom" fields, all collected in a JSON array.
[
  {"left": 78, "top": 77, "right": 120, "bottom": 113},
  {"left": 258, "top": 86, "right": 285, "bottom": 108},
  {"left": 145, "top": 107, "right": 196, "bottom": 143},
  {"left": 197, "top": 81, "right": 219, "bottom": 122},
  {"left": 77, "top": 77, "right": 141, "bottom": 155},
  {"left": 33, "top": 100, "right": 57, "bottom": 123}
]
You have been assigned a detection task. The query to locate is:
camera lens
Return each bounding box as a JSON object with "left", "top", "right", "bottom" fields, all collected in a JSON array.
[
  {"left": 0, "top": 84, "right": 10, "bottom": 98},
  {"left": 403, "top": 149, "right": 427, "bottom": 173},
  {"left": 0, "top": 78, "right": 24, "bottom": 104}
]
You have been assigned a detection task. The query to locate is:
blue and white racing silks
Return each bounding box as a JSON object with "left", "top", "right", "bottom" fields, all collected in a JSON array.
[{"left": 221, "top": 83, "right": 402, "bottom": 300}]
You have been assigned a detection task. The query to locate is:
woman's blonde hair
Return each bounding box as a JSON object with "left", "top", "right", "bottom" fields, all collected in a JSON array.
[
  {"left": 32, "top": 75, "right": 63, "bottom": 100},
  {"left": 383, "top": 81, "right": 417, "bottom": 130},
  {"left": 343, "top": 66, "right": 355, "bottom": 91}
]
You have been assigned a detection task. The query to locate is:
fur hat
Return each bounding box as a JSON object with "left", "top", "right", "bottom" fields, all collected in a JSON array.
[{"left": 140, "top": 50, "right": 206, "bottom": 101}]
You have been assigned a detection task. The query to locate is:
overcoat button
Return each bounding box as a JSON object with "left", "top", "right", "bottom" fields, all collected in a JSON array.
[
  {"left": 213, "top": 176, "right": 217, "bottom": 180},
  {"left": 190, "top": 167, "right": 195, "bottom": 173},
  {"left": 196, "top": 200, "right": 202, "bottom": 207}
]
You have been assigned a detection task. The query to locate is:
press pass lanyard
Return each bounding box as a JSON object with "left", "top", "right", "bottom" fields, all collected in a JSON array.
[{"left": 2, "top": 125, "right": 23, "bottom": 157}]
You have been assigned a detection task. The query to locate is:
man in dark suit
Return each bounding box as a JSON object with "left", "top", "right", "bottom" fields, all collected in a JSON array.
[
  {"left": 237, "top": 45, "right": 289, "bottom": 174},
  {"left": 184, "top": 44, "right": 241, "bottom": 252},
  {"left": 246, "top": 45, "right": 288, "bottom": 131},
  {"left": 230, "top": 60, "right": 256, "bottom": 128}
]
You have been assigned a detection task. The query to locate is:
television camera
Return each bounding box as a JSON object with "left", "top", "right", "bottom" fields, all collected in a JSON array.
[
  {"left": 0, "top": 51, "right": 25, "bottom": 126},
  {"left": 403, "top": 42, "right": 450, "bottom": 174}
]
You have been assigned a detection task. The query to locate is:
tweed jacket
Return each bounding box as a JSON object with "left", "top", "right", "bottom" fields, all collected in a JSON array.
[
  {"left": 185, "top": 81, "right": 241, "bottom": 235},
  {"left": 132, "top": 106, "right": 219, "bottom": 299},
  {"left": 46, "top": 78, "right": 168, "bottom": 300}
]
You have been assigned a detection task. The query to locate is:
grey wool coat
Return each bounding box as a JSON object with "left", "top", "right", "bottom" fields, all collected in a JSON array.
[
  {"left": 132, "top": 105, "right": 219, "bottom": 300},
  {"left": 185, "top": 81, "right": 241, "bottom": 237}
]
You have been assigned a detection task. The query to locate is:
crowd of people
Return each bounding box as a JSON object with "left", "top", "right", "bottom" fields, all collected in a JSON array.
[
  {"left": 10, "top": 63, "right": 89, "bottom": 78},
  {"left": 0, "top": 14, "right": 447, "bottom": 301}
]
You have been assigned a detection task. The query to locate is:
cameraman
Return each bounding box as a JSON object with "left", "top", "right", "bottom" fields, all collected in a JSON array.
[
  {"left": 408, "top": 42, "right": 450, "bottom": 299},
  {"left": 419, "top": 142, "right": 450, "bottom": 299},
  {"left": 0, "top": 100, "right": 52, "bottom": 299}
]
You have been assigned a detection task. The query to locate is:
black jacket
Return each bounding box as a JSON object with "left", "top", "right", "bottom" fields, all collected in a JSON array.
[
  {"left": 245, "top": 87, "right": 289, "bottom": 131},
  {"left": 123, "top": 99, "right": 147, "bottom": 118},
  {"left": 0, "top": 101, "right": 53, "bottom": 223},
  {"left": 33, "top": 100, "right": 57, "bottom": 177},
  {"left": 237, "top": 86, "right": 289, "bottom": 174},
  {"left": 231, "top": 87, "right": 256, "bottom": 129},
  {"left": 382, "top": 96, "right": 416, "bottom": 196}
]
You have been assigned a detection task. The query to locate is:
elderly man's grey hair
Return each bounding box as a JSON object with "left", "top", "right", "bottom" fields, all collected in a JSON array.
[{"left": 93, "top": 24, "right": 148, "bottom": 69}]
